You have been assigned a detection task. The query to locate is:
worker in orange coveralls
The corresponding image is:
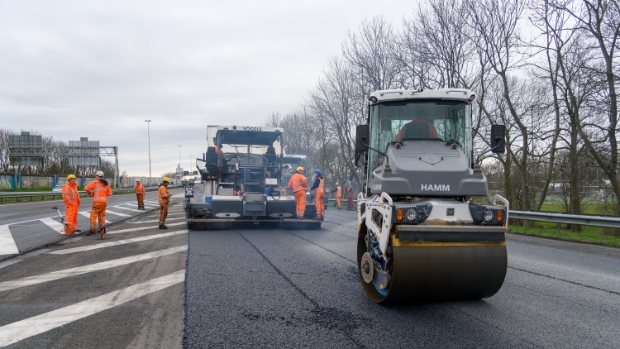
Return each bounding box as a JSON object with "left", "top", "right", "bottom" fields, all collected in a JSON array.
[
  {"left": 158, "top": 177, "right": 172, "bottom": 229},
  {"left": 84, "top": 170, "right": 112, "bottom": 239},
  {"left": 331, "top": 183, "right": 342, "bottom": 210},
  {"left": 287, "top": 166, "right": 307, "bottom": 219},
  {"left": 310, "top": 169, "right": 325, "bottom": 220},
  {"left": 61, "top": 174, "right": 81, "bottom": 235},
  {"left": 134, "top": 179, "right": 145, "bottom": 209}
]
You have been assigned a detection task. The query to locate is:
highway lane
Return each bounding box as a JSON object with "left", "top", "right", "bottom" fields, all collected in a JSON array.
[
  {"left": 185, "top": 210, "right": 620, "bottom": 349},
  {"left": 0, "top": 201, "right": 187, "bottom": 349},
  {"left": 0, "top": 188, "right": 183, "bottom": 260}
]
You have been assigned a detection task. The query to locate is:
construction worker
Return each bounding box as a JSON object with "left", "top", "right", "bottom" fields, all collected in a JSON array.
[
  {"left": 395, "top": 109, "right": 439, "bottom": 141},
  {"left": 134, "top": 179, "right": 145, "bottom": 209},
  {"left": 286, "top": 166, "right": 307, "bottom": 219},
  {"left": 84, "top": 170, "right": 112, "bottom": 239},
  {"left": 345, "top": 181, "right": 354, "bottom": 210},
  {"left": 158, "top": 177, "right": 172, "bottom": 229},
  {"left": 331, "top": 182, "right": 342, "bottom": 210},
  {"left": 61, "top": 174, "right": 81, "bottom": 235},
  {"left": 310, "top": 169, "right": 325, "bottom": 220}
]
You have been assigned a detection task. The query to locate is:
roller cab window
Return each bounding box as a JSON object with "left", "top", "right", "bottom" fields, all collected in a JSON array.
[{"left": 368, "top": 100, "right": 473, "bottom": 174}]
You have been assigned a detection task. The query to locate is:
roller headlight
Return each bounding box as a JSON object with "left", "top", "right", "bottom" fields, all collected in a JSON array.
[
  {"left": 484, "top": 209, "right": 494, "bottom": 222},
  {"left": 405, "top": 208, "right": 417, "bottom": 221}
]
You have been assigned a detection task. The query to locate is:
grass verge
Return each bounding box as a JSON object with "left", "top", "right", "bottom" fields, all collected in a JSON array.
[{"left": 508, "top": 222, "right": 620, "bottom": 248}]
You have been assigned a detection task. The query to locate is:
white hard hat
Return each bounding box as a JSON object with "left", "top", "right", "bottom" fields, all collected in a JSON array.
[
  {"left": 136, "top": 179, "right": 141, "bottom": 182},
  {"left": 96, "top": 171, "right": 104, "bottom": 177}
]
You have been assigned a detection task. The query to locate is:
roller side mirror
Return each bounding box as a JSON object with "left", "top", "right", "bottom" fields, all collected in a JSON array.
[
  {"left": 490, "top": 125, "right": 505, "bottom": 154},
  {"left": 355, "top": 125, "right": 369, "bottom": 152}
]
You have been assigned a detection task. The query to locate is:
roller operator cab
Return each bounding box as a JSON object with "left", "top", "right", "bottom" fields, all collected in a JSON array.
[
  {"left": 355, "top": 89, "right": 509, "bottom": 303},
  {"left": 185, "top": 125, "right": 320, "bottom": 229}
]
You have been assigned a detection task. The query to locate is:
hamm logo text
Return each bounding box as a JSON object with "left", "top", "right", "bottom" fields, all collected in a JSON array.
[{"left": 421, "top": 184, "right": 450, "bottom": 191}]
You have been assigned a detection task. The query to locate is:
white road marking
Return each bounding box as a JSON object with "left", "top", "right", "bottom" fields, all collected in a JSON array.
[
  {"left": 39, "top": 217, "right": 64, "bottom": 233},
  {"left": 0, "top": 249, "right": 50, "bottom": 270},
  {"left": 129, "top": 217, "right": 185, "bottom": 224},
  {"left": 78, "top": 211, "right": 113, "bottom": 224},
  {"left": 0, "top": 224, "right": 19, "bottom": 255},
  {"left": 107, "top": 222, "right": 185, "bottom": 235},
  {"left": 0, "top": 245, "right": 187, "bottom": 292},
  {"left": 0, "top": 269, "right": 185, "bottom": 347},
  {"left": 111, "top": 205, "right": 142, "bottom": 212},
  {"left": 49, "top": 230, "right": 188, "bottom": 255},
  {"left": 104, "top": 209, "right": 131, "bottom": 217}
]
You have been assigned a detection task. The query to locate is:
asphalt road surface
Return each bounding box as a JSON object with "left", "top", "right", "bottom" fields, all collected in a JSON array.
[{"left": 1, "top": 202, "right": 619, "bottom": 348}]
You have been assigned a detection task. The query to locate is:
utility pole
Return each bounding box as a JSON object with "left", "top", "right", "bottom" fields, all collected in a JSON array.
[
  {"left": 145, "top": 120, "right": 152, "bottom": 186},
  {"left": 178, "top": 145, "right": 181, "bottom": 168}
]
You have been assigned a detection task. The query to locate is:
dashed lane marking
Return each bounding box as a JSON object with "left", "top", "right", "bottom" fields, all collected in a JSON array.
[
  {"left": 0, "top": 269, "right": 185, "bottom": 348},
  {"left": 0, "top": 245, "right": 187, "bottom": 292},
  {"left": 48, "top": 230, "right": 188, "bottom": 255},
  {"left": 0, "top": 225, "right": 19, "bottom": 255}
]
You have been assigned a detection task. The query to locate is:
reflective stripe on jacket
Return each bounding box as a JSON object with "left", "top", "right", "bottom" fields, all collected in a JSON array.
[
  {"left": 318, "top": 178, "right": 324, "bottom": 190},
  {"left": 62, "top": 182, "right": 81, "bottom": 204},
  {"left": 287, "top": 173, "right": 307, "bottom": 193},
  {"left": 84, "top": 179, "right": 112, "bottom": 203}
]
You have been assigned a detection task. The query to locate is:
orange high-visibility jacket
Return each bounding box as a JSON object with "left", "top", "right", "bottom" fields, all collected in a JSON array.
[
  {"left": 84, "top": 179, "right": 112, "bottom": 203},
  {"left": 335, "top": 186, "right": 342, "bottom": 197},
  {"left": 134, "top": 183, "right": 145, "bottom": 193},
  {"left": 158, "top": 185, "right": 171, "bottom": 205},
  {"left": 62, "top": 182, "right": 81, "bottom": 205},
  {"left": 287, "top": 173, "right": 307, "bottom": 193}
]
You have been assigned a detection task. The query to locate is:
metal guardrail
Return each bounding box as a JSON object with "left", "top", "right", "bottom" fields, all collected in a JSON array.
[
  {"left": 509, "top": 209, "right": 620, "bottom": 229},
  {"left": 0, "top": 186, "right": 178, "bottom": 203}
]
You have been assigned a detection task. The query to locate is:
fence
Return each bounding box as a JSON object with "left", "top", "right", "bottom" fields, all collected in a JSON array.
[{"left": 0, "top": 173, "right": 163, "bottom": 189}]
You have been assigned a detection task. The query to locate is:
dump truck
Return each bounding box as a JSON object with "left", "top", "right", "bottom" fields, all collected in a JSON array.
[
  {"left": 355, "top": 88, "right": 508, "bottom": 303},
  {"left": 185, "top": 125, "right": 320, "bottom": 229}
]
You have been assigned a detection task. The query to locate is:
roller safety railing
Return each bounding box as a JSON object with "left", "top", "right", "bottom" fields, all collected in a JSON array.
[{"left": 0, "top": 185, "right": 178, "bottom": 203}]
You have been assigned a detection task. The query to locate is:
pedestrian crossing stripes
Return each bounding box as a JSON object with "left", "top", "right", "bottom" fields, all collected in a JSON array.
[
  {"left": 128, "top": 217, "right": 185, "bottom": 224},
  {"left": 0, "top": 245, "right": 187, "bottom": 292},
  {"left": 0, "top": 224, "right": 20, "bottom": 255},
  {"left": 49, "top": 230, "right": 188, "bottom": 255},
  {"left": 107, "top": 222, "right": 186, "bottom": 235},
  {"left": 111, "top": 205, "right": 142, "bottom": 212},
  {"left": 0, "top": 269, "right": 185, "bottom": 347},
  {"left": 103, "top": 209, "right": 131, "bottom": 217}
]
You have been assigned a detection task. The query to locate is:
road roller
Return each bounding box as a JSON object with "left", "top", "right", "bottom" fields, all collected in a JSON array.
[{"left": 354, "top": 88, "right": 509, "bottom": 303}]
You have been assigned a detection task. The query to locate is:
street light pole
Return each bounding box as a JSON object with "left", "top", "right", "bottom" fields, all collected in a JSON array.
[
  {"left": 178, "top": 145, "right": 181, "bottom": 168},
  {"left": 145, "top": 120, "right": 152, "bottom": 186}
]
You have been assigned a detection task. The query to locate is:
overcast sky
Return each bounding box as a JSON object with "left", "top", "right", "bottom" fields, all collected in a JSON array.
[{"left": 0, "top": 0, "right": 412, "bottom": 176}]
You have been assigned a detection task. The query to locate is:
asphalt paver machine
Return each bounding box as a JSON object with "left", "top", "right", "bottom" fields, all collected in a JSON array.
[
  {"left": 355, "top": 88, "right": 509, "bottom": 303},
  {"left": 185, "top": 125, "right": 320, "bottom": 229}
]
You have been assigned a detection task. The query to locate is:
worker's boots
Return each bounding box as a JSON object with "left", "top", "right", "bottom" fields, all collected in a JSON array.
[{"left": 159, "top": 224, "right": 168, "bottom": 229}]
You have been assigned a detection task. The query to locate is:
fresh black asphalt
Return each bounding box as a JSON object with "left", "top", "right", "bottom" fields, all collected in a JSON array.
[{"left": 184, "top": 209, "right": 620, "bottom": 349}]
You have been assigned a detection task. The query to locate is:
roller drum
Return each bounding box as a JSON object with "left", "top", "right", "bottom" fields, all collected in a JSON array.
[{"left": 357, "top": 233, "right": 507, "bottom": 303}]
